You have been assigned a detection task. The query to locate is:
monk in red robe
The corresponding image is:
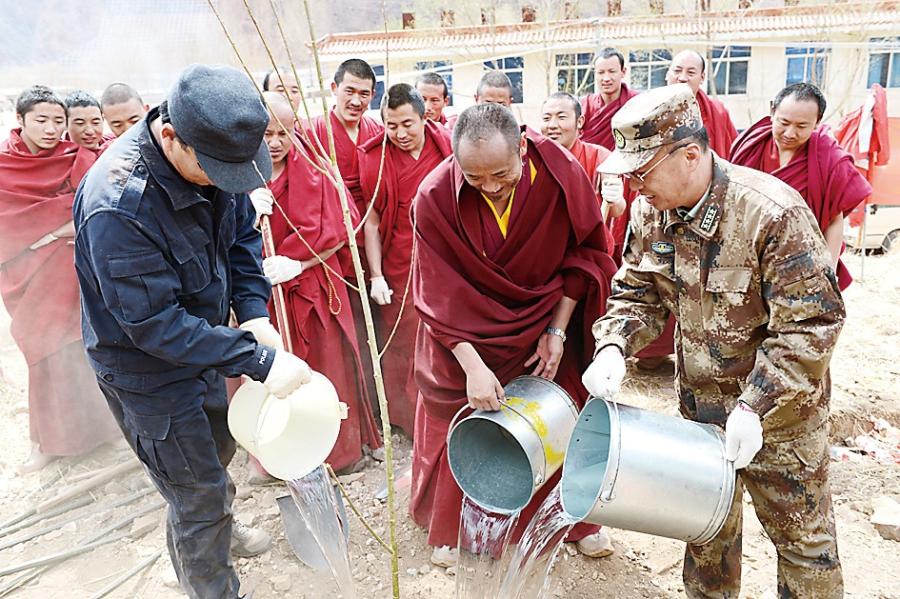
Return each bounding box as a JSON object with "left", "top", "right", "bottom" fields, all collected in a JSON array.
[
  {"left": 541, "top": 91, "right": 626, "bottom": 252},
  {"left": 730, "top": 82, "right": 872, "bottom": 290},
  {"left": 0, "top": 85, "right": 118, "bottom": 472},
  {"left": 64, "top": 91, "right": 110, "bottom": 150},
  {"left": 410, "top": 104, "right": 619, "bottom": 567},
  {"left": 307, "top": 59, "right": 386, "bottom": 428},
  {"left": 666, "top": 50, "right": 737, "bottom": 158},
  {"left": 99, "top": 83, "right": 148, "bottom": 138},
  {"left": 260, "top": 93, "right": 382, "bottom": 472},
  {"left": 580, "top": 48, "right": 639, "bottom": 150},
  {"left": 579, "top": 49, "right": 641, "bottom": 263},
  {"left": 359, "top": 84, "right": 453, "bottom": 437},
  {"left": 415, "top": 72, "right": 451, "bottom": 128}
]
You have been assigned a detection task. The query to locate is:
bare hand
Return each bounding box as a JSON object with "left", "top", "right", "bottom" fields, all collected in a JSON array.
[
  {"left": 525, "top": 332, "right": 564, "bottom": 380},
  {"left": 465, "top": 363, "right": 504, "bottom": 411},
  {"left": 51, "top": 220, "right": 76, "bottom": 239}
]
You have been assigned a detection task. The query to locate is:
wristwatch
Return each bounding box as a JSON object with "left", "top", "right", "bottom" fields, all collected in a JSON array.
[{"left": 545, "top": 327, "right": 567, "bottom": 342}]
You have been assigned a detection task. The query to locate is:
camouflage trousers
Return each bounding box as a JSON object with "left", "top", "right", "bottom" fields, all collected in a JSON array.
[{"left": 683, "top": 425, "right": 843, "bottom": 598}]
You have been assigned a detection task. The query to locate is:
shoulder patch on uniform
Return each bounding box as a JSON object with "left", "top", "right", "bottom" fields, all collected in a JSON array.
[
  {"left": 699, "top": 203, "right": 720, "bottom": 234},
  {"left": 651, "top": 241, "right": 675, "bottom": 255}
]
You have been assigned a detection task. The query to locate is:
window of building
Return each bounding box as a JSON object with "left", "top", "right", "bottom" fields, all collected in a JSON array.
[
  {"left": 628, "top": 49, "right": 672, "bottom": 91},
  {"left": 868, "top": 37, "right": 900, "bottom": 88},
  {"left": 709, "top": 45, "right": 750, "bottom": 95},
  {"left": 785, "top": 45, "right": 829, "bottom": 86},
  {"left": 372, "top": 64, "right": 385, "bottom": 111},
  {"left": 555, "top": 52, "right": 595, "bottom": 96},
  {"left": 483, "top": 56, "right": 525, "bottom": 104},
  {"left": 415, "top": 60, "right": 454, "bottom": 106}
]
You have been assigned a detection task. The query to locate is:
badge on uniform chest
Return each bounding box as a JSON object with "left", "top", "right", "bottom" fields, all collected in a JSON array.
[{"left": 651, "top": 240, "right": 675, "bottom": 255}]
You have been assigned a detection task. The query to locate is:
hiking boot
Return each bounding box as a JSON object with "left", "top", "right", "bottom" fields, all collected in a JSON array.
[
  {"left": 430, "top": 545, "right": 458, "bottom": 568},
  {"left": 231, "top": 521, "right": 272, "bottom": 557},
  {"left": 574, "top": 528, "right": 614, "bottom": 558}
]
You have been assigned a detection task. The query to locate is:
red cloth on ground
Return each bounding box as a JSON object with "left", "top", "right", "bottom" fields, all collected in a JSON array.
[
  {"left": 267, "top": 143, "right": 382, "bottom": 471},
  {"left": 308, "top": 110, "right": 384, "bottom": 218},
  {"left": 569, "top": 139, "right": 617, "bottom": 253},
  {"left": 0, "top": 129, "right": 117, "bottom": 455},
  {"left": 580, "top": 84, "right": 640, "bottom": 150},
  {"left": 409, "top": 127, "right": 618, "bottom": 548},
  {"left": 730, "top": 116, "right": 872, "bottom": 290},
  {"left": 358, "top": 121, "right": 452, "bottom": 436},
  {"left": 696, "top": 90, "right": 738, "bottom": 158}
]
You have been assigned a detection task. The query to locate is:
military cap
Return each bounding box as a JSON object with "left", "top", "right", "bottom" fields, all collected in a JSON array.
[{"left": 599, "top": 83, "right": 703, "bottom": 175}]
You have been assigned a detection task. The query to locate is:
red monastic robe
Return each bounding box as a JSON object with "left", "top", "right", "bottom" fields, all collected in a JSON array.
[
  {"left": 0, "top": 129, "right": 119, "bottom": 455},
  {"left": 696, "top": 90, "right": 738, "bottom": 158},
  {"left": 730, "top": 116, "right": 872, "bottom": 290},
  {"left": 568, "top": 138, "right": 617, "bottom": 253},
  {"left": 579, "top": 83, "right": 639, "bottom": 150},
  {"left": 410, "top": 128, "right": 618, "bottom": 547},
  {"left": 358, "top": 121, "right": 452, "bottom": 436},
  {"left": 267, "top": 143, "right": 382, "bottom": 471}
]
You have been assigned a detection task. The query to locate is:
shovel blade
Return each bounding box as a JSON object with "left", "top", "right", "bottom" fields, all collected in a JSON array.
[{"left": 275, "top": 483, "right": 350, "bottom": 571}]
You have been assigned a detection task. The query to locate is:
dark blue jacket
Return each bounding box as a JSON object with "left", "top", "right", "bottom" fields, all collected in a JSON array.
[{"left": 73, "top": 109, "right": 274, "bottom": 397}]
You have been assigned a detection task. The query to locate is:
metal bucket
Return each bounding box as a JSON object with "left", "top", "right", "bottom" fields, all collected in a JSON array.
[
  {"left": 447, "top": 376, "right": 578, "bottom": 514},
  {"left": 560, "top": 398, "right": 735, "bottom": 544}
]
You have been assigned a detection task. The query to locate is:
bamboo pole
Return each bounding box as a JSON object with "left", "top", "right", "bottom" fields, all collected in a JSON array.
[
  {"left": 89, "top": 549, "right": 164, "bottom": 599},
  {"left": 301, "top": 1, "right": 400, "bottom": 595}
]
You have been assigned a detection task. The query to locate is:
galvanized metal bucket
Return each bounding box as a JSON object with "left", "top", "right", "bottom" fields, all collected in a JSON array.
[
  {"left": 447, "top": 376, "right": 579, "bottom": 514},
  {"left": 560, "top": 398, "right": 735, "bottom": 545}
]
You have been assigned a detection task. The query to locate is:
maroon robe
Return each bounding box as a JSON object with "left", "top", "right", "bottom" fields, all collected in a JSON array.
[
  {"left": 730, "top": 116, "right": 872, "bottom": 290},
  {"left": 568, "top": 138, "right": 616, "bottom": 253},
  {"left": 410, "top": 127, "right": 618, "bottom": 547},
  {"left": 696, "top": 90, "right": 738, "bottom": 158},
  {"left": 0, "top": 129, "right": 118, "bottom": 456},
  {"left": 580, "top": 83, "right": 639, "bottom": 149},
  {"left": 267, "top": 143, "right": 382, "bottom": 471},
  {"left": 358, "top": 121, "right": 452, "bottom": 436}
]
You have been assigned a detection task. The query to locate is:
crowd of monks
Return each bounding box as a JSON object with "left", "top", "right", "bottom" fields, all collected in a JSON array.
[{"left": 0, "top": 47, "right": 870, "bottom": 567}]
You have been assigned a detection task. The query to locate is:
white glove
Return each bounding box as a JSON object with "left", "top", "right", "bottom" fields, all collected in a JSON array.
[
  {"left": 263, "top": 350, "right": 312, "bottom": 398},
  {"left": 599, "top": 174, "right": 625, "bottom": 205},
  {"left": 239, "top": 317, "right": 284, "bottom": 351},
  {"left": 263, "top": 255, "right": 303, "bottom": 285},
  {"left": 369, "top": 276, "right": 393, "bottom": 305},
  {"left": 724, "top": 403, "right": 763, "bottom": 469},
  {"left": 581, "top": 345, "right": 626, "bottom": 398},
  {"left": 249, "top": 187, "right": 274, "bottom": 226}
]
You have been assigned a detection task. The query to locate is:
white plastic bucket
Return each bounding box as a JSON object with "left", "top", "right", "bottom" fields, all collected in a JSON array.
[{"left": 228, "top": 371, "right": 348, "bottom": 481}]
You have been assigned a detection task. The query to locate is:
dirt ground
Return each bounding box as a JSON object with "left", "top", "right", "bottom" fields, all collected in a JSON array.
[{"left": 1, "top": 251, "right": 898, "bottom": 599}]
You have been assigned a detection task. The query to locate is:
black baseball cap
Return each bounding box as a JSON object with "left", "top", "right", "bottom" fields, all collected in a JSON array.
[{"left": 167, "top": 64, "right": 272, "bottom": 193}]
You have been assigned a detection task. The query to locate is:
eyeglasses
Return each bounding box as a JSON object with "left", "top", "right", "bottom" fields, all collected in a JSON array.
[{"left": 623, "top": 143, "right": 690, "bottom": 184}]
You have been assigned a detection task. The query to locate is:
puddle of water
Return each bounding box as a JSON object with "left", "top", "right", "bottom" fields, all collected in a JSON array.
[
  {"left": 286, "top": 465, "right": 357, "bottom": 599},
  {"left": 456, "top": 495, "right": 520, "bottom": 599},
  {"left": 495, "top": 484, "right": 576, "bottom": 599}
]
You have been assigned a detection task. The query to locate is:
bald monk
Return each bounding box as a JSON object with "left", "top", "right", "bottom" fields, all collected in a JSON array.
[
  {"left": 541, "top": 92, "right": 626, "bottom": 228},
  {"left": 258, "top": 93, "right": 381, "bottom": 472},
  {"left": 580, "top": 48, "right": 639, "bottom": 149},
  {"left": 263, "top": 66, "right": 303, "bottom": 111},
  {"left": 1, "top": 85, "right": 118, "bottom": 472},
  {"left": 730, "top": 82, "right": 871, "bottom": 290},
  {"left": 666, "top": 50, "right": 737, "bottom": 157},
  {"left": 358, "top": 84, "right": 452, "bottom": 437},
  {"left": 100, "top": 83, "right": 148, "bottom": 138},
  {"left": 64, "top": 91, "right": 106, "bottom": 150},
  {"left": 410, "top": 104, "right": 619, "bottom": 567},
  {"left": 415, "top": 72, "right": 452, "bottom": 127}
]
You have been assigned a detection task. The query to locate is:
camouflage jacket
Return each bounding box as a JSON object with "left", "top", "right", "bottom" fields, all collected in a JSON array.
[{"left": 593, "top": 156, "right": 845, "bottom": 440}]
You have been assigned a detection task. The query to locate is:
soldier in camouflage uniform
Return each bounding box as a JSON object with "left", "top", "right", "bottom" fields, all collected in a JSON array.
[{"left": 582, "top": 84, "right": 845, "bottom": 598}]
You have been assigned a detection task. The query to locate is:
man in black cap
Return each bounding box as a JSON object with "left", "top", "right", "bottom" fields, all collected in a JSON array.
[{"left": 74, "top": 64, "right": 312, "bottom": 599}]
